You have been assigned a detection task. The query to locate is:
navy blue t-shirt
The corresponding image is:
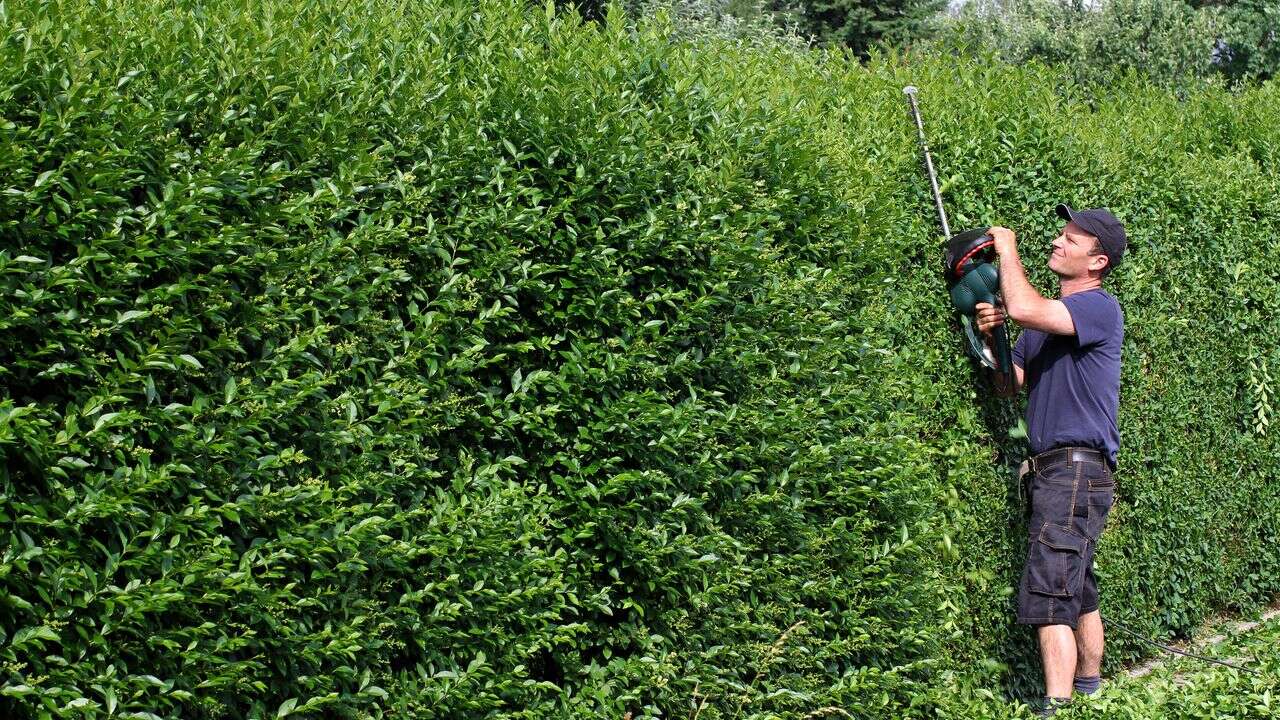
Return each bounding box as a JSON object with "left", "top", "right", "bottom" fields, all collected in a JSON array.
[{"left": 1012, "top": 288, "right": 1124, "bottom": 468}]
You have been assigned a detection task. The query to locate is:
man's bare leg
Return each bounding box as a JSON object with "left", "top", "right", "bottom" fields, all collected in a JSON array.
[
  {"left": 1073, "top": 610, "right": 1104, "bottom": 692},
  {"left": 1038, "top": 624, "right": 1077, "bottom": 698}
]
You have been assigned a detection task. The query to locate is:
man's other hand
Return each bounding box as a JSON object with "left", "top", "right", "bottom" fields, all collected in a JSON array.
[
  {"left": 975, "top": 301, "right": 1006, "bottom": 337},
  {"left": 988, "top": 226, "right": 1017, "bottom": 255}
]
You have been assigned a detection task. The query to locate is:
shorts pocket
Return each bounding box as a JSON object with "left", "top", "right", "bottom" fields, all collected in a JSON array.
[
  {"left": 1027, "top": 522, "right": 1087, "bottom": 598},
  {"left": 1081, "top": 460, "right": 1114, "bottom": 489}
]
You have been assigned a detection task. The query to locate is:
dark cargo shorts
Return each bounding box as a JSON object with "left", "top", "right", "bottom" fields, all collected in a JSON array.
[{"left": 1016, "top": 452, "right": 1114, "bottom": 630}]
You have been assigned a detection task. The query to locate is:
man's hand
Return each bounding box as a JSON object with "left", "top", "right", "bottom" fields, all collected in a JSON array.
[
  {"left": 974, "top": 301, "right": 1006, "bottom": 337},
  {"left": 988, "top": 226, "right": 1017, "bottom": 255},
  {"left": 976, "top": 300, "right": 1022, "bottom": 396}
]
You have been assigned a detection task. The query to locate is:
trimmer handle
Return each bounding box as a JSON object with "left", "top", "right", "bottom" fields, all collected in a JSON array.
[
  {"left": 949, "top": 254, "right": 1014, "bottom": 376},
  {"left": 993, "top": 319, "right": 1013, "bottom": 376}
]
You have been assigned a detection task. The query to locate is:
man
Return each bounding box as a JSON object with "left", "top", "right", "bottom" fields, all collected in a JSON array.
[{"left": 974, "top": 204, "right": 1127, "bottom": 716}]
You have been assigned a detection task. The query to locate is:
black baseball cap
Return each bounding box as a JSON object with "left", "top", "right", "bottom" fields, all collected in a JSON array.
[{"left": 1056, "top": 204, "right": 1127, "bottom": 269}]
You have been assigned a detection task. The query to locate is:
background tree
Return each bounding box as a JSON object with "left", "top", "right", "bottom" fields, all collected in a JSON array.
[
  {"left": 626, "top": 0, "right": 810, "bottom": 44},
  {"left": 1205, "top": 0, "right": 1280, "bottom": 81},
  {"left": 585, "top": 0, "right": 947, "bottom": 55},
  {"left": 786, "top": 0, "right": 947, "bottom": 55},
  {"left": 937, "top": 0, "right": 1279, "bottom": 87},
  {"left": 612, "top": 0, "right": 1277, "bottom": 82},
  {"left": 555, "top": 0, "right": 610, "bottom": 22}
]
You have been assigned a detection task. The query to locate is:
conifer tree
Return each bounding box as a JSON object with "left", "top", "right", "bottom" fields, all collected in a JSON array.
[{"left": 784, "top": 0, "right": 948, "bottom": 55}]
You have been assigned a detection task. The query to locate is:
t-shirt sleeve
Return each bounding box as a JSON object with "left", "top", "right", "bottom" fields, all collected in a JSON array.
[{"left": 1063, "top": 291, "right": 1120, "bottom": 349}]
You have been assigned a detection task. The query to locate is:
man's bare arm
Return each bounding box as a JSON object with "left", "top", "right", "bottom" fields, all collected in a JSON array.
[{"left": 988, "top": 226, "right": 1077, "bottom": 336}]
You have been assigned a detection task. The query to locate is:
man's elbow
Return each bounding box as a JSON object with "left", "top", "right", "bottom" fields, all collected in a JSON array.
[{"left": 1004, "top": 300, "right": 1030, "bottom": 325}]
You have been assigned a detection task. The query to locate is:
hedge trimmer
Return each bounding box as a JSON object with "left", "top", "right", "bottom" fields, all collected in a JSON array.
[{"left": 902, "top": 85, "right": 1013, "bottom": 376}]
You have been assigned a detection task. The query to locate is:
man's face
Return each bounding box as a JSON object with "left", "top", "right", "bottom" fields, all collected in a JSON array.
[{"left": 1048, "top": 221, "right": 1108, "bottom": 279}]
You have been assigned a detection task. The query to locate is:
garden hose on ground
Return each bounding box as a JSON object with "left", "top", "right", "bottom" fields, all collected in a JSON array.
[{"left": 1103, "top": 614, "right": 1261, "bottom": 675}]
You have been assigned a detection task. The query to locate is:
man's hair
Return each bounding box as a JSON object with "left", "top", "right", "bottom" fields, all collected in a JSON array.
[{"left": 1086, "top": 237, "right": 1114, "bottom": 279}]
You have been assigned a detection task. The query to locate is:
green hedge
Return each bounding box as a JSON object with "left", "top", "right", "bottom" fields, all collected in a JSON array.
[{"left": 1, "top": 1, "right": 1278, "bottom": 718}]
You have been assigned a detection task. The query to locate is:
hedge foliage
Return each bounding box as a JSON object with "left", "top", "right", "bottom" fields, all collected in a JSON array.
[{"left": 1, "top": 0, "right": 1278, "bottom": 718}]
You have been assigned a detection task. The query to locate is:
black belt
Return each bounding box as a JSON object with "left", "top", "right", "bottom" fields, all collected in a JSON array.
[{"left": 1025, "top": 446, "right": 1106, "bottom": 476}]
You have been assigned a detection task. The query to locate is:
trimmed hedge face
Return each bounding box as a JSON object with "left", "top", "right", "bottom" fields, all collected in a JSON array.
[{"left": 1, "top": 1, "right": 1278, "bottom": 718}]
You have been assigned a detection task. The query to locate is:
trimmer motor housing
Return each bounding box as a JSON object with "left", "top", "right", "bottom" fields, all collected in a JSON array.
[
  {"left": 945, "top": 228, "right": 1014, "bottom": 374},
  {"left": 945, "top": 228, "right": 997, "bottom": 279}
]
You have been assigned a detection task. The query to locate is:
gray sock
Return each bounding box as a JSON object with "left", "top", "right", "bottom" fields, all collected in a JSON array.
[{"left": 1073, "top": 674, "right": 1102, "bottom": 695}]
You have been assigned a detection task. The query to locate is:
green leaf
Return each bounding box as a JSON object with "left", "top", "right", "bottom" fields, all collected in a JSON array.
[
  {"left": 117, "top": 69, "right": 142, "bottom": 89},
  {"left": 11, "top": 625, "right": 59, "bottom": 648},
  {"left": 91, "top": 412, "right": 121, "bottom": 434},
  {"left": 0, "top": 684, "right": 34, "bottom": 697}
]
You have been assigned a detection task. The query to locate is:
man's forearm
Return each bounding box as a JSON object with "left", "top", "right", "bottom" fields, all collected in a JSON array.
[{"left": 996, "top": 242, "right": 1046, "bottom": 321}]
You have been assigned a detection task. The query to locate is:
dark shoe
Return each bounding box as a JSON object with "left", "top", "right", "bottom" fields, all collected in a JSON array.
[{"left": 1035, "top": 697, "right": 1071, "bottom": 717}]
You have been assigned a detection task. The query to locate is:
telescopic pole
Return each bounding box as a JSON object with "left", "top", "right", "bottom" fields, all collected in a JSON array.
[{"left": 902, "top": 86, "right": 950, "bottom": 240}]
